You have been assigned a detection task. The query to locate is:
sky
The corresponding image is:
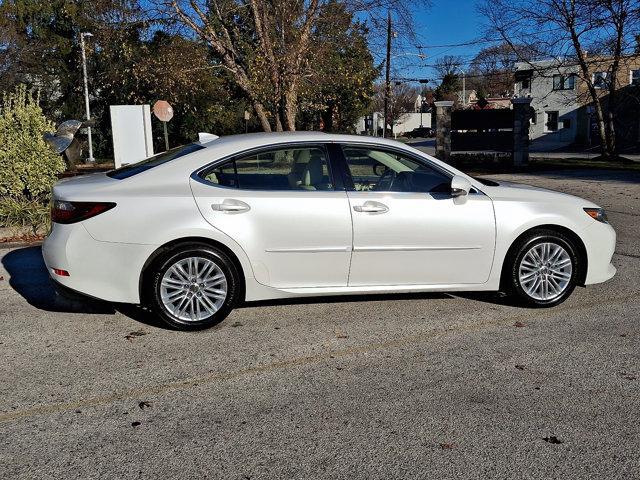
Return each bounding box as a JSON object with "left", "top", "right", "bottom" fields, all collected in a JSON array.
[{"left": 381, "top": 0, "right": 488, "bottom": 84}]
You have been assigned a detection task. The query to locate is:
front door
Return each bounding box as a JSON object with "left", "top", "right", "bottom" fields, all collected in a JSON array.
[
  {"left": 190, "top": 144, "right": 353, "bottom": 289},
  {"left": 340, "top": 145, "right": 496, "bottom": 286}
]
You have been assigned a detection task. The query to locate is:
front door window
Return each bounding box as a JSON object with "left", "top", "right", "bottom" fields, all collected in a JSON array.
[{"left": 341, "top": 146, "right": 451, "bottom": 194}]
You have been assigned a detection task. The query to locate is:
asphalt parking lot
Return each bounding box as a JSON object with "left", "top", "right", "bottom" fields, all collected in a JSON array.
[{"left": 1, "top": 169, "right": 639, "bottom": 479}]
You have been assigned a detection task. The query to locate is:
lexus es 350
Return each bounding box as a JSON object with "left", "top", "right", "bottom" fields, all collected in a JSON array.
[{"left": 43, "top": 132, "right": 616, "bottom": 330}]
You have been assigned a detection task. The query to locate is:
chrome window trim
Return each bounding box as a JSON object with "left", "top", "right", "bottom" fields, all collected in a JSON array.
[{"left": 192, "top": 141, "right": 337, "bottom": 192}]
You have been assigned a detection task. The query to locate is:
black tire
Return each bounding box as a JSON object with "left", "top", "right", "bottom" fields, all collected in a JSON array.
[
  {"left": 503, "top": 228, "right": 580, "bottom": 308},
  {"left": 146, "top": 243, "right": 241, "bottom": 330}
]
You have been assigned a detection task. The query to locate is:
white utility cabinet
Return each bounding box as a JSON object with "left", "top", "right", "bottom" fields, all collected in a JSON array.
[{"left": 110, "top": 105, "right": 154, "bottom": 168}]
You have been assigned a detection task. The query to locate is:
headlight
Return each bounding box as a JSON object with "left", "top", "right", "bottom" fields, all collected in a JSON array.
[{"left": 584, "top": 207, "right": 608, "bottom": 223}]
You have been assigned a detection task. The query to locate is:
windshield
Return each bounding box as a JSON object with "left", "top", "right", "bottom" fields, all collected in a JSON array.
[{"left": 107, "top": 143, "right": 204, "bottom": 179}]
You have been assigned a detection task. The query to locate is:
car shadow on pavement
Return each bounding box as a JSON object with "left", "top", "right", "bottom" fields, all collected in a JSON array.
[
  {"left": 1, "top": 246, "right": 115, "bottom": 314},
  {"left": 1, "top": 246, "right": 181, "bottom": 329},
  {"left": 2, "top": 246, "right": 513, "bottom": 327}
]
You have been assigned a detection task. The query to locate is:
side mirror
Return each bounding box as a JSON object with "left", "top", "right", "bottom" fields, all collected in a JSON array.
[{"left": 451, "top": 175, "right": 472, "bottom": 197}]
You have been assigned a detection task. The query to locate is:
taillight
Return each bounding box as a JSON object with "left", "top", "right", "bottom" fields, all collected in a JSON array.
[{"left": 51, "top": 200, "right": 116, "bottom": 224}]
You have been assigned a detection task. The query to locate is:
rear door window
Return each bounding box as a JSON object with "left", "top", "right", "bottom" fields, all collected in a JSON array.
[{"left": 202, "top": 146, "right": 334, "bottom": 191}]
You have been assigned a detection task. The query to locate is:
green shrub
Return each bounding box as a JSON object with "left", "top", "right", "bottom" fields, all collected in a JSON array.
[
  {"left": 0, "top": 197, "right": 50, "bottom": 235},
  {"left": 0, "top": 85, "right": 65, "bottom": 202}
]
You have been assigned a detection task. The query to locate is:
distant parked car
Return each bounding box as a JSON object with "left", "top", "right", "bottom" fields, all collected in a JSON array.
[
  {"left": 404, "top": 126, "right": 434, "bottom": 138},
  {"left": 44, "top": 132, "right": 616, "bottom": 330}
]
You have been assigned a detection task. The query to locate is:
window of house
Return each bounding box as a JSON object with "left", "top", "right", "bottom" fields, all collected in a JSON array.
[
  {"left": 593, "top": 71, "right": 609, "bottom": 89},
  {"left": 630, "top": 70, "right": 640, "bottom": 86},
  {"left": 545, "top": 111, "right": 559, "bottom": 132},
  {"left": 201, "top": 146, "right": 334, "bottom": 191},
  {"left": 521, "top": 77, "right": 531, "bottom": 89},
  {"left": 552, "top": 74, "right": 576, "bottom": 90},
  {"left": 341, "top": 146, "right": 451, "bottom": 194}
]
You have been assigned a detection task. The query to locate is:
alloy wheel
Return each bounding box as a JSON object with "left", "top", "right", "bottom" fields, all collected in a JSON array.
[
  {"left": 518, "top": 242, "right": 573, "bottom": 301},
  {"left": 160, "top": 256, "right": 228, "bottom": 322}
]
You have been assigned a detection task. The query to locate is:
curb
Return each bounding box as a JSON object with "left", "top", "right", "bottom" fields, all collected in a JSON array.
[{"left": 0, "top": 240, "right": 43, "bottom": 250}]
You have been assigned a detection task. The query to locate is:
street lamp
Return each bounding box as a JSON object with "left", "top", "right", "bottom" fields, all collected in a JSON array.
[
  {"left": 419, "top": 96, "right": 427, "bottom": 127},
  {"left": 79, "top": 32, "right": 95, "bottom": 163}
]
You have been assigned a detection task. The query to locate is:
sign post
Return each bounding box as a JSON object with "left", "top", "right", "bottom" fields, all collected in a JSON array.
[
  {"left": 244, "top": 110, "right": 250, "bottom": 133},
  {"left": 153, "top": 100, "right": 174, "bottom": 151}
]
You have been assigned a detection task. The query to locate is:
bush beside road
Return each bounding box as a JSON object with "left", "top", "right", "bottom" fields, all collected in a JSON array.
[{"left": 1, "top": 169, "right": 639, "bottom": 479}]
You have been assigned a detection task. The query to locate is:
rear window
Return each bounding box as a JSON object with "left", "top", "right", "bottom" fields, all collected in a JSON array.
[{"left": 107, "top": 143, "right": 204, "bottom": 179}]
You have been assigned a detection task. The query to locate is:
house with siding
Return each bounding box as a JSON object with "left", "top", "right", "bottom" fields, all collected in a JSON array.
[
  {"left": 514, "top": 56, "right": 640, "bottom": 150},
  {"left": 514, "top": 60, "right": 580, "bottom": 149}
]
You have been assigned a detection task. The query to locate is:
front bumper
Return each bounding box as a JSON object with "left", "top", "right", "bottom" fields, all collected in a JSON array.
[
  {"left": 42, "top": 223, "right": 157, "bottom": 303},
  {"left": 582, "top": 220, "right": 617, "bottom": 285}
]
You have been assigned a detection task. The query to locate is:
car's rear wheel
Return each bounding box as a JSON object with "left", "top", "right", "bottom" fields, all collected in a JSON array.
[
  {"left": 505, "top": 229, "right": 580, "bottom": 307},
  {"left": 147, "top": 244, "right": 240, "bottom": 330}
]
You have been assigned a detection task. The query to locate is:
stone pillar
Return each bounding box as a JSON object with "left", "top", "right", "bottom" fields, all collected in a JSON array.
[
  {"left": 434, "top": 101, "right": 454, "bottom": 165},
  {"left": 511, "top": 97, "right": 533, "bottom": 167}
]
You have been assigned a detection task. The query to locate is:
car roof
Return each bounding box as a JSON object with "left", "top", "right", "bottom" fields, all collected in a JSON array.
[
  {"left": 119, "top": 131, "right": 480, "bottom": 193},
  {"left": 199, "top": 131, "right": 411, "bottom": 150}
]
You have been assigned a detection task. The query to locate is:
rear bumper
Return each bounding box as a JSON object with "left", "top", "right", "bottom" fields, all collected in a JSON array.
[
  {"left": 42, "top": 223, "right": 157, "bottom": 303},
  {"left": 583, "top": 221, "right": 617, "bottom": 285}
]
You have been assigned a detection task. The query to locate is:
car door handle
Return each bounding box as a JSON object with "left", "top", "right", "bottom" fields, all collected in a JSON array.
[
  {"left": 211, "top": 199, "right": 250, "bottom": 213},
  {"left": 353, "top": 201, "right": 388, "bottom": 214}
]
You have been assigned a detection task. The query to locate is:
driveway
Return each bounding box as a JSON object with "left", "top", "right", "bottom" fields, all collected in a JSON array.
[{"left": 1, "top": 170, "right": 639, "bottom": 479}]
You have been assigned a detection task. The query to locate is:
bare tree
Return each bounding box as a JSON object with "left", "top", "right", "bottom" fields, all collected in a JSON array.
[
  {"left": 480, "top": 0, "right": 640, "bottom": 159},
  {"left": 160, "top": 0, "right": 321, "bottom": 132},
  {"left": 372, "top": 81, "right": 419, "bottom": 134},
  {"left": 468, "top": 43, "right": 538, "bottom": 97},
  {"left": 158, "top": 0, "right": 428, "bottom": 132},
  {"left": 434, "top": 55, "right": 463, "bottom": 78}
]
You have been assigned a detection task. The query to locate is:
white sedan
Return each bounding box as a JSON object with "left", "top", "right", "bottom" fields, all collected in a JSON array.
[{"left": 43, "top": 132, "right": 616, "bottom": 330}]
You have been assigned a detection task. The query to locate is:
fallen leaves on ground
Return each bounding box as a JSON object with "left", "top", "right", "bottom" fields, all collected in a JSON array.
[
  {"left": 125, "top": 330, "right": 149, "bottom": 341},
  {"left": 138, "top": 401, "right": 152, "bottom": 410},
  {"left": 543, "top": 436, "right": 563, "bottom": 444},
  {"left": 0, "top": 233, "right": 45, "bottom": 244},
  {"left": 335, "top": 330, "right": 348, "bottom": 339}
]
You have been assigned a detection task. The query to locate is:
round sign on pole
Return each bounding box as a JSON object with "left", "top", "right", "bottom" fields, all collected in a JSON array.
[{"left": 153, "top": 100, "right": 174, "bottom": 122}]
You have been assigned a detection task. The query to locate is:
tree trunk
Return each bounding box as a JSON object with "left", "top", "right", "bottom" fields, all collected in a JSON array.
[
  {"left": 283, "top": 89, "right": 297, "bottom": 131},
  {"left": 253, "top": 101, "right": 272, "bottom": 132},
  {"left": 593, "top": 98, "right": 610, "bottom": 158},
  {"left": 606, "top": 108, "right": 617, "bottom": 159}
]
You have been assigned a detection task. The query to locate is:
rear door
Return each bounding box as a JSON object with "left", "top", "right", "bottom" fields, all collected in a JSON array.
[
  {"left": 190, "top": 143, "right": 353, "bottom": 289},
  {"left": 339, "top": 144, "right": 496, "bottom": 286}
]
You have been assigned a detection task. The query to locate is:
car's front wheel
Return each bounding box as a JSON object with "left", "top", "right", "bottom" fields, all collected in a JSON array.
[
  {"left": 504, "top": 229, "right": 580, "bottom": 307},
  {"left": 147, "top": 244, "right": 241, "bottom": 330}
]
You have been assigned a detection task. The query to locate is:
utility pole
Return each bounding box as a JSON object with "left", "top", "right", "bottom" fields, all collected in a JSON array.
[
  {"left": 80, "top": 32, "right": 95, "bottom": 163},
  {"left": 455, "top": 66, "right": 466, "bottom": 107},
  {"left": 383, "top": 10, "right": 392, "bottom": 138},
  {"left": 462, "top": 71, "right": 466, "bottom": 108}
]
